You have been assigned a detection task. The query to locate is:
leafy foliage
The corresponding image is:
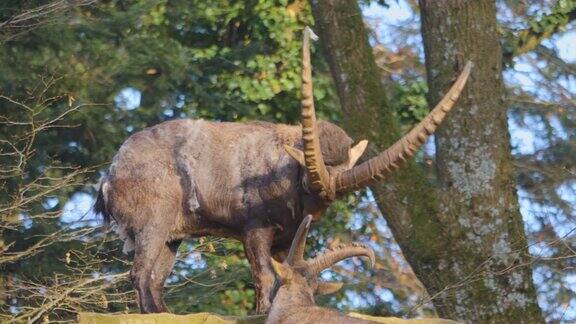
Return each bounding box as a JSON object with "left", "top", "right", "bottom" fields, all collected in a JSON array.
[{"left": 502, "top": 0, "right": 576, "bottom": 61}]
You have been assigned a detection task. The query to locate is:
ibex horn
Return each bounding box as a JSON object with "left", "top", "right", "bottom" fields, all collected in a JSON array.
[
  {"left": 306, "top": 242, "right": 375, "bottom": 276},
  {"left": 335, "top": 61, "right": 473, "bottom": 192},
  {"left": 299, "top": 26, "right": 335, "bottom": 200},
  {"left": 285, "top": 215, "right": 313, "bottom": 265}
]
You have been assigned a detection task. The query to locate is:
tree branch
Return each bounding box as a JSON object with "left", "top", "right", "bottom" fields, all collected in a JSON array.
[
  {"left": 503, "top": 3, "right": 576, "bottom": 60},
  {"left": 0, "top": 0, "right": 97, "bottom": 43}
]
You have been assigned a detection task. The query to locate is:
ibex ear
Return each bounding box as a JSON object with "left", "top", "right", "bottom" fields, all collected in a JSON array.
[
  {"left": 348, "top": 140, "right": 368, "bottom": 169},
  {"left": 316, "top": 281, "right": 344, "bottom": 295},
  {"left": 284, "top": 145, "right": 306, "bottom": 167},
  {"left": 270, "top": 258, "right": 293, "bottom": 282}
]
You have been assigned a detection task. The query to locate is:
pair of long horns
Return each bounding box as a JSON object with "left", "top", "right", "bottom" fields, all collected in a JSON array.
[
  {"left": 284, "top": 215, "right": 375, "bottom": 276},
  {"left": 291, "top": 27, "right": 473, "bottom": 199}
]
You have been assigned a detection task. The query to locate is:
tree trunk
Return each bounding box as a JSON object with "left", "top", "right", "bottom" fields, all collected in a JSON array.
[
  {"left": 310, "top": 0, "right": 445, "bottom": 282},
  {"left": 311, "top": 0, "right": 544, "bottom": 322},
  {"left": 419, "top": 1, "right": 543, "bottom": 322}
]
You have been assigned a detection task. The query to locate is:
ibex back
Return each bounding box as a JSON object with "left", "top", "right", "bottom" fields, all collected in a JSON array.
[{"left": 95, "top": 27, "right": 472, "bottom": 313}]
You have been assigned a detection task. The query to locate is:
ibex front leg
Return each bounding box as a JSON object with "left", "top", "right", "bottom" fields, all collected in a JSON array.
[{"left": 242, "top": 224, "right": 276, "bottom": 314}]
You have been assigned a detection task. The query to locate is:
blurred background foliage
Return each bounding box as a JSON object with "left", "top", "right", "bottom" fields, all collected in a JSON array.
[{"left": 0, "top": 0, "right": 574, "bottom": 322}]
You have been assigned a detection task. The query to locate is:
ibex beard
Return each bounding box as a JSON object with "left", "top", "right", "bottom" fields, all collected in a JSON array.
[{"left": 95, "top": 27, "right": 472, "bottom": 314}]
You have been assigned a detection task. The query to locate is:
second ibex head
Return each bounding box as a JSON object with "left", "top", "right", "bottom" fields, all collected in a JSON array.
[{"left": 267, "top": 215, "right": 376, "bottom": 323}]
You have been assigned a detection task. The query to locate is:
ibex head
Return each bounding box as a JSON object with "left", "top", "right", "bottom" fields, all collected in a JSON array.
[
  {"left": 269, "top": 215, "right": 375, "bottom": 305},
  {"left": 285, "top": 27, "right": 473, "bottom": 201}
]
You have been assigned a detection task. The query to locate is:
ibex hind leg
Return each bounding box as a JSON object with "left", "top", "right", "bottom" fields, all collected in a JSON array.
[
  {"left": 131, "top": 225, "right": 172, "bottom": 313},
  {"left": 149, "top": 239, "right": 181, "bottom": 312}
]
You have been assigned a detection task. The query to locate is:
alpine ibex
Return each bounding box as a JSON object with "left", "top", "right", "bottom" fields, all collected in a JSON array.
[
  {"left": 266, "top": 215, "right": 376, "bottom": 324},
  {"left": 95, "top": 27, "right": 472, "bottom": 313}
]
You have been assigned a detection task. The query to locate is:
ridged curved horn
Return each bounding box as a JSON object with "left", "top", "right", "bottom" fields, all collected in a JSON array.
[
  {"left": 285, "top": 215, "right": 313, "bottom": 265},
  {"left": 300, "top": 26, "right": 335, "bottom": 200},
  {"left": 335, "top": 61, "right": 473, "bottom": 193},
  {"left": 306, "top": 243, "right": 375, "bottom": 276}
]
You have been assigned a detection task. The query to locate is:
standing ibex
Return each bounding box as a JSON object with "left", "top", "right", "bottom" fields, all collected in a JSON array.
[
  {"left": 95, "top": 27, "right": 472, "bottom": 313},
  {"left": 266, "top": 215, "right": 376, "bottom": 324}
]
